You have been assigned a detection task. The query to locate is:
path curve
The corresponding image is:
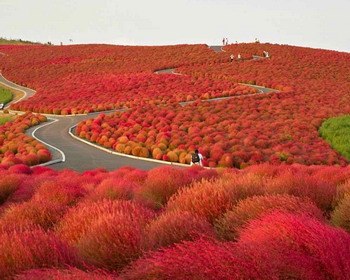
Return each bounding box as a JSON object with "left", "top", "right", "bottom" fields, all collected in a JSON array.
[{"left": 0, "top": 47, "right": 277, "bottom": 171}]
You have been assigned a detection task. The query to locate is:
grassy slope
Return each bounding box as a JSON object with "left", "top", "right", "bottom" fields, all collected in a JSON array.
[
  {"left": 319, "top": 115, "right": 350, "bottom": 159},
  {"left": 0, "top": 115, "right": 13, "bottom": 125},
  {"left": 0, "top": 87, "right": 13, "bottom": 104},
  {"left": 0, "top": 37, "right": 41, "bottom": 45}
]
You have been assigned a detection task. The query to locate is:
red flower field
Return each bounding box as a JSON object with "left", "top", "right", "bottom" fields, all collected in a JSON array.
[
  {"left": 0, "top": 112, "right": 51, "bottom": 166},
  {"left": 0, "top": 164, "right": 349, "bottom": 279}
]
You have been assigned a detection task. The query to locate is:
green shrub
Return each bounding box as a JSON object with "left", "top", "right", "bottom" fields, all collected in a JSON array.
[{"left": 319, "top": 115, "right": 350, "bottom": 160}]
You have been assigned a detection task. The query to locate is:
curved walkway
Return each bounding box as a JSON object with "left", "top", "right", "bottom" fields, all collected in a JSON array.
[{"left": 0, "top": 47, "right": 277, "bottom": 171}]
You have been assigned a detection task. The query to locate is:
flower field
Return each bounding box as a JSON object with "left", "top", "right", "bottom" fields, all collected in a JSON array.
[
  {"left": 0, "top": 112, "right": 51, "bottom": 166},
  {"left": 0, "top": 163, "right": 350, "bottom": 279}
]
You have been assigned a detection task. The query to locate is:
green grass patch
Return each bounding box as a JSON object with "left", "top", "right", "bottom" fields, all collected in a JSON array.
[
  {"left": 0, "top": 115, "right": 12, "bottom": 125},
  {"left": 0, "top": 37, "right": 41, "bottom": 45},
  {"left": 319, "top": 115, "right": 350, "bottom": 159},
  {"left": 0, "top": 87, "right": 13, "bottom": 104}
]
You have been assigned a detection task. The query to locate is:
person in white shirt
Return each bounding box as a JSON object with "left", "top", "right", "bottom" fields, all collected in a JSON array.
[
  {"left": 230, "top": 54, "right": 235, "bottom": 62},
  {"left": 191, "top": 149, "right": 204, "bottom": 166},
  {"left": 237, "top": 54, "right": 242, "bottom": 60}
]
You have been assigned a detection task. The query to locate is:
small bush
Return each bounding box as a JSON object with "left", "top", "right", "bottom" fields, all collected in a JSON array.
[
  {"left": 120, "top": 239, "right": 275, "bottom": 280},
  {"left": 0, "top": 229, "right": 78, "bottom": 279},
  {"left": 142, "top": 211, "right": 216, "bottom": 251},
  {"left": 266, "top": 172, "right": 336, "bottom": 212},
  {"left": 238, "top": 212, "right": 350, "bottom": 280},
  {"left": 0, "top": 174, "right": 22, "bottom": 204},
  {"left": 166, "top": 174, "right": 265, "bottom": 223},
  {"left": 56, "top": 200, "right": 155, "bottom": 270},
  {"left": 33, "top": 180, "right": 86, "bottom": 206},
  {"left": 13, "top": 268, "right": 118, "bottom": 280},
  {"left": 331, "top": 194, "right": 350, "bottom": 233},
  {"left": 138, "top": 166, "right": 193, "bottom": 208},
  {"left": 215, "top": 194, "right": 323, "bottom": 240},
  {"left": 84, "top": 178, "right": 135, "bottom": 202},
  {"left": 0, "top": 199, "right": 67, "bottom": 230}
]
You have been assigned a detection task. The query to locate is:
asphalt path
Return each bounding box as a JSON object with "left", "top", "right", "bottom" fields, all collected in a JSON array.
[{"left": 0, "top": 47, "right": 274, "bottom": 171}]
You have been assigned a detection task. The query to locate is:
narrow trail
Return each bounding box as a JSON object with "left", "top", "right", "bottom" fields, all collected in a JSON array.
[{"left": 0, "top": 46, "right": 276, "bottom": 171}]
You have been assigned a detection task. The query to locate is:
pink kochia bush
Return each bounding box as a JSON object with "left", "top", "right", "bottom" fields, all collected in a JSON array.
[
  {"left": 237, "top": 212, "right": 350, "bottom": 280},
  {"left": 13, "top": 268, "right": 118, "bottom": 280},
  {"left": 0, "top": 229, "right": 77, "bottom": 279},
  {"left": 166, "top": 173, "right": 265, "bottom": 223},
  {"left": 266, "top": 172, "right": 337, "bottom": 212},
  {"left": 56, "top": 200, "right": 155, "bottom": 271},
  {"left": 120, "top": 239, "right": 275, "bottom": 280},
  {"left": 215, "top": 194, "right": 324, "bottom": 241},
  {"left": 142, "top": 210, "right": 216, "bottom": 251}
]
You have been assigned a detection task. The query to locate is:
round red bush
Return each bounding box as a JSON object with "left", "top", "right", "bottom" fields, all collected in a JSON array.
[
  {"left": 166, "top": 174, "right": 265, "bottom": 223},
  {"left": 14, "top": 268, "right": 118, "bottom": 280},
  {"left": 237, "top": 212, "right": 350, "bottom": 280},
  {"left": 215, "top": 194, "right": 324, "bottom": 241},
  {"left": 137, "top": 166, "right": 194, "bottom": 208},
  {"left": 120, "top": 239, "right": 275, "bottom": 280},
  {"left": 56, "top": 200, "right": 155, "bottom": 270},
  {"left": 142, "top": 210, "right": 216, "bottom": 251},
  {"left": 0, "top": 229, "right": 78, "bottom": 279}
]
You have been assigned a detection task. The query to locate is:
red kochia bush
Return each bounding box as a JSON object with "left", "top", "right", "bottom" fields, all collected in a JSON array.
[
  {"left": 266, "top": 172, "right": 336, "bottom": 212},
  {"left": 142, "top": 211, "right": 216, "bottom": 251},
  {"left": 215, "top": 194, "right": 324, "bottom": 241},
  {"left": 166, "top": 174, "right": 265, "bottom": 223},
  {"left": 56, "top": 200, "right": 155, "bottom": 270},
  {"left": 331, "top": 194, "right": 350, "bottom": 233},
  {"left": 33, "top": 180, "right": 86, "bottom": 206},
  {"left": 84, "top": 178, "right": 135, "bottom": 202},
  {"left": 0, "top": 173, "right": 23, "bottom": 204},
  {"left": 238, "top": 212, "right": 350, "bottom": 280},
  {"left": 0, "top": 199, "right": 67, "bottom": 230},
  {"left": 120, "top": 239, "right": 275, "bottom": 280},
  {"left": 0, "top": 229, "right": 78, "bottom": 279},
  {"left": 137, "top": 166, "right": 194, "bottom": 208},
  {"left": 13, "top": 268, "right": 118, "bottom": 280}
]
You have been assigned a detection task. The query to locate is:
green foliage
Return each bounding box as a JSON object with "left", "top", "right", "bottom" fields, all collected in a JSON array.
[
  {"left": 0, "top": 116, "right": 12, "bottom": 125},
  {"left": 0, "top": 87, "right": 13, "bottom": 105},
  {"left": 319, "top": 115, "right": 350, "bottom": 159},
  {"left": 0, "top": 37, "right": 41, "bottom": 45}
]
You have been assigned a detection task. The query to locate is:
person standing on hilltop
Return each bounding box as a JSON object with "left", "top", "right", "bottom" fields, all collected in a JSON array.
[
  {"left": 222, "top": 38, "right": 225, "bottom": 46},
  {"left": 191, "top": 149, "right": 204, "bottom": 166}
]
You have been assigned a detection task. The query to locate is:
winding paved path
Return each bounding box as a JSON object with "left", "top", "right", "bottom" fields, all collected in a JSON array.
[{"left": 0, "top": 46, "right": 275, "bottom": 171}]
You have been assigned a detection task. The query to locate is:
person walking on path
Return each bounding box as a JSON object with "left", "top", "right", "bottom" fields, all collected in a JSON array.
[
  {"left": 191, "top": 149, "right": 204, "bottom": 166},
  {"left": 230, "top": 54, "right": 235, "bottom": 62},
  {"left": 263, "top": 51, "right": 270, "bottom": 58}
]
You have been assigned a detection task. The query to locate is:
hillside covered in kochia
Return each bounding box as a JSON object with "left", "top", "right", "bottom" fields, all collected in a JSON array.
[{"left": 1, "top": 43, "right": 350, "bottom": 167}]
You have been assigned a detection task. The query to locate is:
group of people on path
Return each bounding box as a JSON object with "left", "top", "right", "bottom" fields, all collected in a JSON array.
[
  {"left": 222, "top": 37, "right": 229, "bottom": 46},
  {"left": 230, "top": 53, "right": 242, "bottom": 62}
]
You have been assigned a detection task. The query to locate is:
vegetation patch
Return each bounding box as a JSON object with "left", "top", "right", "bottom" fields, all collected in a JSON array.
[
  {"left": 319, "top": 115, "right": 350, "bottom": 160},
  {"left": 0, "top": 87, "right": 13, "bottom": 105},
  {"left": 0, "top": 115, "right": 13, "bottom": 125}
]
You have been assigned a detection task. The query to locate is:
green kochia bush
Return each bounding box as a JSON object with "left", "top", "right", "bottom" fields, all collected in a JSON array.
[{"left": 319, "top": 115, "right": 350, "bottom": 160}]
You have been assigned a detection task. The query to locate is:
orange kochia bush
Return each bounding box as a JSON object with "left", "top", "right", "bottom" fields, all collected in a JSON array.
[
  {"left": 0, "top": 112, "right": 51, "bottom": 166},
  {"left": 76, "top": 95, "right": 348, "bottom": 167}
]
